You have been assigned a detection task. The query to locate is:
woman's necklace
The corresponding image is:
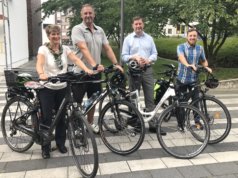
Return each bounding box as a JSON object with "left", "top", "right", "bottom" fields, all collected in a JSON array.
[{"left": 45, "top": 42, "right": 63, "bottom": 70}]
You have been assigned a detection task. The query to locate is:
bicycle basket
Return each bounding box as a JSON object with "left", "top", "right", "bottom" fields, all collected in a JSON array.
[
  {"left": 4, "top": 70, "right": 18, "bottom": 87},
  {"left": 205, "top": 76, "right": 219, "bottom": 89}
]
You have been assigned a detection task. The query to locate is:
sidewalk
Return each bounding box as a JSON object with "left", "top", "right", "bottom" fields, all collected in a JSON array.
[{"left": 1, "top": 59, "right": 238, "bottom": 89}]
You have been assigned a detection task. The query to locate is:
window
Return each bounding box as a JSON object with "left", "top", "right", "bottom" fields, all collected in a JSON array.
[{"left": 168, "top": 29, "right": 172, "bottom": 34}]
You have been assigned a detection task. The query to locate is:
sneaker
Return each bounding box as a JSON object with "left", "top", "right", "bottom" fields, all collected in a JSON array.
[
  {"left": 90, "top": 123, "right": 99, "bottom": 134},
  {"left": 195, "top": 121, "right": 204, "bottom": 130}
]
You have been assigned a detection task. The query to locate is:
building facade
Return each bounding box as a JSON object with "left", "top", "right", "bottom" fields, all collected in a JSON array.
[{"left": 0, "top": 0, "right": 42, "bottom": 72}]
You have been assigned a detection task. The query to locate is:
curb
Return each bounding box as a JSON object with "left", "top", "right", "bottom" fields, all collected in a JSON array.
[{"left": 218, "top": 78, "right": 238, "bottom": 89}]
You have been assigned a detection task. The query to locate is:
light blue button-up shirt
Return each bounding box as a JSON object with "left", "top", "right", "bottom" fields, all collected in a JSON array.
[{"left": 121, "top": 32, "right": 158, "bottom": 63}]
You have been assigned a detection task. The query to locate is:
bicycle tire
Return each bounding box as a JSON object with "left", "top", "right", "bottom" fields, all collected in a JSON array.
[
  {"left": 99, "top": 100, "right": 145, "bottom": 155},
  {"left": 191, "top": 95, "right": 231, "bottom": 144},
  {"left": 157, "top": 103, "right": 210, "bottom": 159},
  {"left": 1, "top": 96, "right": 35, "bottom": 152},
  {"left": 68, "top": 112, "right": 98, "bottom": 178}
]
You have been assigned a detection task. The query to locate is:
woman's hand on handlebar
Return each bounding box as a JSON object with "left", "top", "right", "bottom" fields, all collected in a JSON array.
[{"left": 39, "top": 73, "right": 48, "bottom": 81}]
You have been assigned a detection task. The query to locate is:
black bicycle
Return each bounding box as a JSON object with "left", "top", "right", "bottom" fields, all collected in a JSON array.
[
  {"left": 1, "top": 70, "right": 98, "bottom": 178},
  {"left": 78, "top": 65, "right": 145, "bottom": 155},
  {"left": 154, "top": 65, "right": 231, "bottom": 144}
]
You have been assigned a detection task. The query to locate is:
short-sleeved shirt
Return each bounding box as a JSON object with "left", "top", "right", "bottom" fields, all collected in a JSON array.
[
  {"left": 71, "top": 22, "right": 109, "bottom": 72},
  {"left": 177, "top": 42, "right": 206, "bottom": 84},
  {"left": 38, "top": 45, "right": 72, "bottom": 90}
]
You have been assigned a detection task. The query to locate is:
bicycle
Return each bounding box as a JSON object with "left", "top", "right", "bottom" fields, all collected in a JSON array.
[
  {"left": 99, "top": 64, "right": 210, "bottom": 159},
  {"left": 1, "top": 70, "right": 98, "bottom": 178},
  {"left": 77, "top": 65, "right": 145, "bottom": 155},
  {"left": 178, "top": 65, "right": 232, "bottom": 144}
]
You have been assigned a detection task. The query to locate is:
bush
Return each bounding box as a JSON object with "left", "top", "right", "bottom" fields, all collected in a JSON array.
[{"left": 154, "top": 37, "right": 238, "bottom": 68}]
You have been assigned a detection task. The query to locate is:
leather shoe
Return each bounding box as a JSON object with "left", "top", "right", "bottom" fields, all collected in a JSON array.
[
  {"left": 42, "top": 150, "right": 50, "bottom": 159},
  {"left": 57, "top": 145, "right": 68, "bottom": 154}
]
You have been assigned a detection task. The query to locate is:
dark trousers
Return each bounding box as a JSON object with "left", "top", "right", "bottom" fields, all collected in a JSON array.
[
  {"left": 176, "top": 80, "right": 200, "bottom": 123},
  {"left": 39, "top": 87, "right": 67, "bottom": 152}
]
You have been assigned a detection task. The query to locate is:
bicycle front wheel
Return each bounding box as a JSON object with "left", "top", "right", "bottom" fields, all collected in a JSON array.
[
  {"left": 99, "top": 100, "right": 145, "bottom": 155},
  {"left": 1, "top": 96, "right": 35, "bottom": 152},
  {"left": 68, "top": 112, "right": 98, "bottom": 178},
  {"left": 157, "top": 104, "right": 210, "bottom": 159},
  {"left": 192, "top": 96, "right": 231, "bottom": 144}
]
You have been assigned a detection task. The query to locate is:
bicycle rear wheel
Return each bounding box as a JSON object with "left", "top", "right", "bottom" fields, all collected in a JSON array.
[
  {"left": 68, "top": 112, "right": 98, "bottom": 178},
  {"left": 192, "top": 96, "right": 231, "bottom": 144},
  {"left": 1, "top": 96, "right": 35, "bottom": 152},
  {"left": 157, "top": 104, "right": 210, "bottom": 159},
  {"left": 99, "top": 100, "right": 145, "bottom": 155}
]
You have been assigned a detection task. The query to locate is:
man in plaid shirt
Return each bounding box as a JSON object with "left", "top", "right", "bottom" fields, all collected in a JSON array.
[{"left": 176, "top": 28, "right": 212, "bottom": 130}]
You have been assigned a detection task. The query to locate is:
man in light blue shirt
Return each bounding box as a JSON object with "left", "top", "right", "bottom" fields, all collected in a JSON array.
[{"left": 122, "top": 16, "right": 164, "bottom": 134}]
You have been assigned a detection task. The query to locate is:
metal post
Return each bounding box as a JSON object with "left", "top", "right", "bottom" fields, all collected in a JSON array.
[
  {"left": 6, "top": 0, "right": 12, "bottom": 68},
  {"left": 119, "top": 0, "right": 124, "bottom": 64},
  {"left": 2, "top": 0, "right": 12, "bottom": 69}
]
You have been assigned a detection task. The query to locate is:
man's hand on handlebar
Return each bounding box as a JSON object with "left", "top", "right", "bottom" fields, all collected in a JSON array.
[
  {"left": 204, "top": 66, "right": 212, "bottom": 73},
  {"left": 113, "top": 64, "right": 124, "bottom": 73}
]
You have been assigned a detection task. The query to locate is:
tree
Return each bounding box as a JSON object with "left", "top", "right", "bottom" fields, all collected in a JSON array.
[
  {"left": 160, "top": 0, "right": 238, "bottom": 65},
  {"left": 38, "top": 0, "right": 171, "bottom": 47}
]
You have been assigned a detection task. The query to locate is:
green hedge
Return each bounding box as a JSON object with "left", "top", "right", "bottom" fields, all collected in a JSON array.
[{"left": 154, "top": 37, "right": 238, "bottom": 68}]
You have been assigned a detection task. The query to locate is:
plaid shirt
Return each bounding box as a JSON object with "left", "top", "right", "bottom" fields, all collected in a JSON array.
[{"left": 177, "top": 42, "right": 206, "bottom": 84}]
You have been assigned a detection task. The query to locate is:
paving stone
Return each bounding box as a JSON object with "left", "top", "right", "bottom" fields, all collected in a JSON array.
[
  {"left": 99, "top": 161, "right": 130, "bottom": 175},
  {"left": 46, "top": 156, "right": 74, "bottom": 168},
  {"left": 128, "top": 158, "right": 166, "bottom": 171},
  {"left": 0, "top": 171, "right": 25, "bottom": 178},
  {"left": 150, "top": 168, "right": 183, "bottom": 178},
  {"left": 204, "top": 162, "right": 238, "bottom": 176},
  {"left": 102, "top": 152, "right": 141, "bottom": 163},
  {"left": 138, "top": 148, "right": 167, "bottom": 159},
  {"left": 4, "top": 159, "right": 47, "bottom": 172},
  {"left": 177, "top": 165, "right": 212, "bottom": 178},
  {"left": 25, "top": 167, "right": 67, "bottom": 178},
  {"left": 0, "top": 162, "right": 6, "bottom": 173},
  {"left": 111, "top": 170, "right": 152, "bottom": 178},
  {"left": 211, "top": 175, "right": 237, "bottom": 178}
]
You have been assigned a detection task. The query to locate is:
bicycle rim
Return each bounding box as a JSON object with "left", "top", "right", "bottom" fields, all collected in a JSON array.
[
  {"left": 192, "top": 96, "right": 231, "bottom": 144},
  {"left": 68, "top": 115, "right": 98, "bottom": 178},
  {"left": 99, "top": 100, "right": 145, "bottom": 155},
  {"left": 157, "top": 104, "right": 210, "bottom": 159},
  {"left": 1, "top": 97, "right": 35, "bottom": 152}
]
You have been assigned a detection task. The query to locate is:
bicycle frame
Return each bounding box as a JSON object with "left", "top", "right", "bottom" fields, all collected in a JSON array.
[{"left": 130, "top": 83, "right": 176, "bottom": 122}]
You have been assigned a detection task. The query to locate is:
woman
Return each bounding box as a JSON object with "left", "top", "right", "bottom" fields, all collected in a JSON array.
[{"left": 36, "top": 25, "right": 93, "bottom": 159}]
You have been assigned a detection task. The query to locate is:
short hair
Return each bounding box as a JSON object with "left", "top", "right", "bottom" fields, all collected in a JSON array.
[
  {"left": 187, "top": 28, "right": 197, "bottom": 35},
  {"left": 132, "top": 16, "right": 144, "bottom": 24},
  {"left": 45, "top": 25, "right": 60, "bottom": 36},
  {"left": 80, "top": 3, "right": 95, "bottom": 15}
]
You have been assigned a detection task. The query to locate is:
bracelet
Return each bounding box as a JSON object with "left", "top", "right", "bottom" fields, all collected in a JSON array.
[{"left": 113, "top": 63, "right": 118, "bottom": 66}]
